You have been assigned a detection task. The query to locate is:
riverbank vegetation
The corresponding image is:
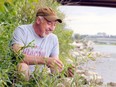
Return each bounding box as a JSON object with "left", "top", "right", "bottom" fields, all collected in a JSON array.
[{"left": 0, "top": 0, "right": 100, "bottom": 86}]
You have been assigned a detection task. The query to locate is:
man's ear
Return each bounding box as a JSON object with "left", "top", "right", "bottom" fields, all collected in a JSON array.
[
  {"left": 36, "top": 16, "right": 44, "bottom": 24},
  {"left": 36, "top": 17, "right": 41, "bottom": 24}
]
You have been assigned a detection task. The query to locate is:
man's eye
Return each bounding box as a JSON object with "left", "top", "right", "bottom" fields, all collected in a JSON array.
[{"left": 47, "top": 22, "right": 52, "bottom": 25}]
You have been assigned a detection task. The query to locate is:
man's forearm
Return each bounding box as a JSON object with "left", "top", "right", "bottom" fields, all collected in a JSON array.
[
  {"left": 21, "top": 54, "right": 47, "bottom": 65},
  {"left": 12, "top": 44, "right": 47, "bottom": 65}
]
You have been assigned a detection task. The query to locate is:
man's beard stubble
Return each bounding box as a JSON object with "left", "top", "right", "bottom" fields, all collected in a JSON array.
[{"left": 39, "top": 20, "right": 47, "bottom": 38}]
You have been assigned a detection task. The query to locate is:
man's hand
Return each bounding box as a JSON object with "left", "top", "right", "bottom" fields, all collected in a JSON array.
[
  {"left": 45, "top": 58, "right": 64, "bottom": 73},
  {"left": 67, "top": 65, "right": 75, "bottom": 77},
  {"left": 12, "top": 43, "right": 23, "bottom": 53},
  {"left": 64, "top": 65, "right": 75, "bottom": 77}
]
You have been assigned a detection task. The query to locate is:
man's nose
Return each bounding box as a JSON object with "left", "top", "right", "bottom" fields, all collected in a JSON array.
[
  {"left": 49, "top": 28, "right": 54, "bottom": 31},
  {"left": 49, "top": 25, "right": 55, "bottom": 31}
]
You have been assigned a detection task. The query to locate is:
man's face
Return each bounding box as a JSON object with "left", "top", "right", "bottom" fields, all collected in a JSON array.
[{"left": 39, "top": 17, "right": 57, "bottom": 37}]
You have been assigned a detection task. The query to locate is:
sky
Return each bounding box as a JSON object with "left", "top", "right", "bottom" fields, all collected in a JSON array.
[{"left": 58, "top": 6, "right": 116, "bottom": 35}]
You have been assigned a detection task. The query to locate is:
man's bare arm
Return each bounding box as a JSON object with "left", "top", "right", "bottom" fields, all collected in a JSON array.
[{"left": 12, "top": 43, "right": 63, "bottom": 71}]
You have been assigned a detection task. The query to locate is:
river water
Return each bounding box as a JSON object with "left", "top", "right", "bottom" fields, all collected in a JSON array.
[{"left": 84, "top": 44, "right": 116, "bottom": 83}]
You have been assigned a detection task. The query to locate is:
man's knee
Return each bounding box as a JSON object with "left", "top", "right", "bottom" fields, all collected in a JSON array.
[
  {"left": 18, "top": 62, "right": 29, "bottom": 70},
  {"left": 18, "top": 63, "right": 30, "bottom": 81}
]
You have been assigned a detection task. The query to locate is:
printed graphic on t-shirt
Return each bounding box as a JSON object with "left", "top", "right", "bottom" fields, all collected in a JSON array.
[{"left": 23, "top": 45, "right": 45, "bottom": 56}]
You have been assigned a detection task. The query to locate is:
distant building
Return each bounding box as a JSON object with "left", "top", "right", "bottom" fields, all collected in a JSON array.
[
  {"left": 96, "top": 32, "right": 107, "bottom": 37},
  {"left": 82, "top": 33, "right": 116, "bottom": 45}
]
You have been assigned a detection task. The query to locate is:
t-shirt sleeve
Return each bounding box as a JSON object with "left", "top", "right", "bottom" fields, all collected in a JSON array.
[
  {"left": 11, "top": 27, "right": 26, "bottom": 46},
  {"left": 50, "top": 36, "right": 59, "bottom": 57}
]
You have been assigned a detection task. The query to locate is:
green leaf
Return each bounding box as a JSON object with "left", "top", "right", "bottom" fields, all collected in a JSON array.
[{"left": 0, "top": 2, "right": 5, "bottom": 12}]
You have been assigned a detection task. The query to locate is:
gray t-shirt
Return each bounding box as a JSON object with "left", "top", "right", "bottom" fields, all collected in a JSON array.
[{"left": 11, "top": 24, "right": 59, "bottom": 72}]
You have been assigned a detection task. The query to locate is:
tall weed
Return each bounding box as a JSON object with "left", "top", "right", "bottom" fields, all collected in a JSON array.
[{"left": 0, "top": 0, "right": 79, "bottom": 86}]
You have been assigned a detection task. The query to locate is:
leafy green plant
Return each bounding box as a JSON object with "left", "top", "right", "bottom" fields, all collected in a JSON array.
[
  {"left": 0, "top": 0, "right": 94, "bottom": 87},
  {"left": 0, "top": 0, "right": 75, "bottom": 86}
]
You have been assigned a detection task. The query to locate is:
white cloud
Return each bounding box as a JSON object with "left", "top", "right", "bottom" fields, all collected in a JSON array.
[{"left": 59, "top": 6, "right": 116, "bottom": 35}]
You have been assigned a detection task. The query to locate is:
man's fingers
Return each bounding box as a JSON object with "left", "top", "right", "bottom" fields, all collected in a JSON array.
[
  {"left": 55, "top": 59, "right": 63, "bottom": 66},
  {"left": 68, "top": 71, "right": 73, "bottom": 77},
  {"left": 68, "top": 68, "right": 74, "bottom": 77},
  {"left": 54, "top": 59, "right": 63, "bottom": 69},
  {"left": 47, "top": 58, "right": 64, "bottom": 72},
  {"left": 56, "top": 60, "right": 63, "bottom": 66}
]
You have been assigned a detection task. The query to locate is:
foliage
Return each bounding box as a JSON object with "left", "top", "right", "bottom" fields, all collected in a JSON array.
[{"left": 0, "top": 0, "right": 81, "bottom": 86}]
